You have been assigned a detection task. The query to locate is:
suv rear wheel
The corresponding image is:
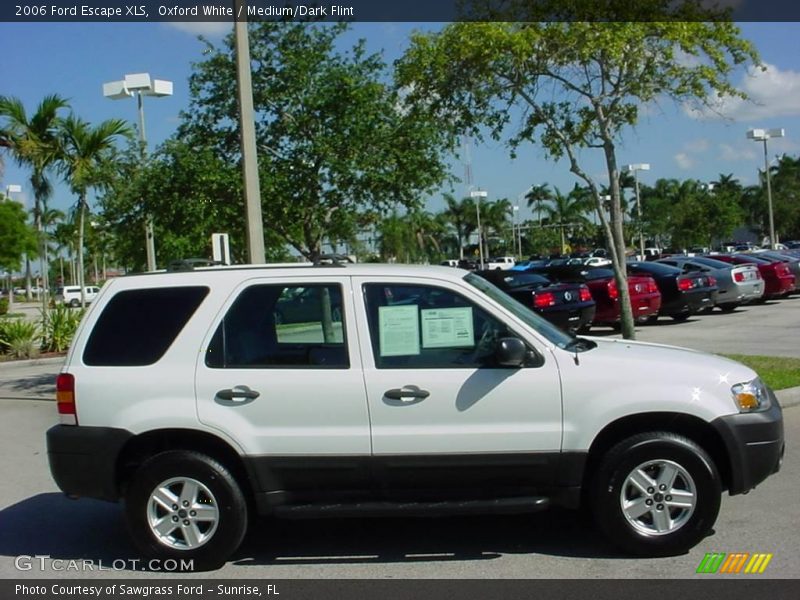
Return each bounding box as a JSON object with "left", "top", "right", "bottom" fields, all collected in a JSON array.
[
  {"left": 124, "top": 450, "right": 248, "bottom": 571},
  {"left": 591, "top": 432, "right": 721, "bottom": 556}
]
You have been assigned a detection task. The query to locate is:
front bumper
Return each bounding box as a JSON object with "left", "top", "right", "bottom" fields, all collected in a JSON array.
[
  {"left": 47, "top": 425, "right": 132, "bottom": 502},
  {"left": 711, "top": 390, "right": 784, "bottom": 495}
]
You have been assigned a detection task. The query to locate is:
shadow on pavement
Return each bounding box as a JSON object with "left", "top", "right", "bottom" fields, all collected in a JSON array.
[
  {"left": 0, "top": 495, "right": 628, "bottom": 570},
  {"left": 0, "top": 493, "right": 133, "bottom": 564},
  {"left": 233, "top": 509, "right": 627, "bottom": 566}
]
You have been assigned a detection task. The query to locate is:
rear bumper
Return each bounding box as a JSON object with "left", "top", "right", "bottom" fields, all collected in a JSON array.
[
  {"left": 711, "top": 391, "right": 784, "bottom": 496},
  {"left": 540, "top": 304, "right": 596, "bottom": 332},
  {"left": 47, "top": 425, "right": 132, "bottom": 501}
]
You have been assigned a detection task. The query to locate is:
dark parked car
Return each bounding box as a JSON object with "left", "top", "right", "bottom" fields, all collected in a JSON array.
[
  {"left": 529, "top": 265, "right": 661, "bottom": 328},
  {"left": 627, "top": 261, "right": 718, "bottom": 321},
  {"left": 656, "top": 256, "right": 763, "bottom": 310},
  {"left": 476, "top": 270, "right": 595, "bottom": 333},
  {"left": 708, "top": 254, "right": 795, "bottom": 299},
  {"left": 755, "top": 251, "right": 800, "bottom": 290}
]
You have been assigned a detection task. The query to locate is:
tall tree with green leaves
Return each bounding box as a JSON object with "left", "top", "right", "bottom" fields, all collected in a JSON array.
[
  {"left": 180, "top": 22, "right": 451, "bottom": 261},
  {"left": 0, "top": 198, "right": 36, "bottom": 277},
  {"left": 59, "top": 115, "right": 130, "bottom": 307},
  {"left": 0, "top": 94, "right": 69, "bottom": 303},
  {"left": 396, "top": 3, "right": 759, "bottom": 338}
]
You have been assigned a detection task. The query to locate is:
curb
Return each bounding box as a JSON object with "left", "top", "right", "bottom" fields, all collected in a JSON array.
[
  {"left": 0, "top": 356, "right": 65, "bottom": 369},
  {"left": 776, "top": 386, "right": 800, "bottom": 409}
]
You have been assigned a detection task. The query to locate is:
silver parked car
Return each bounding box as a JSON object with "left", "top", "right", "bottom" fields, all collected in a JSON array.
[{"left": 657, "top": 256, "right": 763, "bottom": 311}]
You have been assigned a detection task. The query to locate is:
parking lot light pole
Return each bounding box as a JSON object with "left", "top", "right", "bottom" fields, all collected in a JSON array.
[
  {"left": 103, "top": 73, "right": 173, "bottom": 271},
  {"left": 470, "top": 189, "right": 488, "bottom": 269},
  {"left": 747, "top": 128, "right": 785, "bottom": 250},
  {"left": 625, "top": 163, "right": 650, "bottom": 260}
]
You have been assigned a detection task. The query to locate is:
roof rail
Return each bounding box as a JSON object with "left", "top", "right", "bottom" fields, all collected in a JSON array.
[
  {"left": 167, "top": 258, "right": 227, "bottom": 272},
  {"left": 312, "top": 253, "right": 354, "bottom": 266}
]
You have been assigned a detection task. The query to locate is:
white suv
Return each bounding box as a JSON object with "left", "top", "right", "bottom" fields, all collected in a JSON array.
[
  {"left": 55, "top": 285, "right": 100, "bottom": 307},
  {"left": 47, "top": 263, "right": 784, "bottom": 570}
]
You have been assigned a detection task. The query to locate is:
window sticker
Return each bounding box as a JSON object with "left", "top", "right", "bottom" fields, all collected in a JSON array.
[
  {"left": 378, "top": 305, "right": 420, "bottom": 357},
  {"left": 421, "top": 307, "right": 474, "bottom": 348}
]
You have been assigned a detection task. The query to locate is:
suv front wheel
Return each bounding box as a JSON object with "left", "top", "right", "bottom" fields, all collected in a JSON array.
[
  {"left": 591, "top": 432, "right": 721, "bottom": 556},
  {"left": 124, "top": 450, "right": 248, "bottom": 571}
]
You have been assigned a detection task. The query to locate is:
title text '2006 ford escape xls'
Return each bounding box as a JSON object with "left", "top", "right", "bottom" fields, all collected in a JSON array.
[{"left": 47, "top": 263, "right": 784, "bottom": 570}]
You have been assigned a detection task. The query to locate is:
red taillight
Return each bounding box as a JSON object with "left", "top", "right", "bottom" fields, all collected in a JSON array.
[
  {"left": 779, "top": 264, "right": 790, "bottom": 276},
  {"left": 734, "top": 271, "right": 745, "bottom": 282},
  {"left": 579, "top": 286, "right": 592, "bottom": 302},
  {"left": 678, "top": 278, "right": 694, "bottom": 291},
  {"left": 607, "top": 280, "right": 619, "bottom": 300},
  {"left": 56, "top": 373, "right": 77, "bottom": 425},
  {"left": 708, "top": 276, "right": 717, "bottom": 287},
  {"left": 534, "top": 291, "right": 556, "bottom": 308},
  {"left": 647, "top": 279, "right": 659, "bottom": 294}
]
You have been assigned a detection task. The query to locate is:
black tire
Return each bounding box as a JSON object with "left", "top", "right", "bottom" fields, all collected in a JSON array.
[
  {"left": 645, "top": 314, "right": 658, "bottom": 325},
  {"left": 718, "top": 303, "right": 738, "bottom": 313},
  {"left": 590, "top": 432, "right": 721, "bottom": 557},
  {"left": 124, "top": 450, "right": 248, "bottom": 571},
  {"left": 671, "top": 312, "right": 690, "bottom": 322},
  {"left": 69, "top": 298, "right": 80, "bottom": 308}
]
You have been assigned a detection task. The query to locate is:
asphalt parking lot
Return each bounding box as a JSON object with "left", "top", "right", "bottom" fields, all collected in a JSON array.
[{"left": 0, "top": 296, "right": 797, "bottom": 579}]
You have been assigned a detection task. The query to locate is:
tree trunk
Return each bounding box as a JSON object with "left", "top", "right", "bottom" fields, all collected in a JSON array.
[{"left": 77, "top": 195, "right": 86, "bottom": 308}]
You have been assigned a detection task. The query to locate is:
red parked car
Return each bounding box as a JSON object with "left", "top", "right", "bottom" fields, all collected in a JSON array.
[
  {"left": 708, "top": 254, "right": 795, "bottom": 299},
  {"left": 529, "top": 266, "right": 662, "bottom": 329}
]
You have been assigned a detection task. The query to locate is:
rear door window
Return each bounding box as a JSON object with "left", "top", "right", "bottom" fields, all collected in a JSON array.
[{"left": 206, "top": 283, "right": 348, "bottom": 369}]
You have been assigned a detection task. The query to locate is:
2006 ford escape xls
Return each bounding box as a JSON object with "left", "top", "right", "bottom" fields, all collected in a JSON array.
[{"left": 46, "top": 262, "right": 784, "bottom": 570}]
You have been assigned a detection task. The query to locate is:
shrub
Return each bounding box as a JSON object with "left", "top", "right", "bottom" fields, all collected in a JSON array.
[
  {"left": 0, "top": 298, "right": 7, "bottom": 316},
  {"left": 42, "top": 306, "right": 84, "bottom": 353},
  {"left": 0, "top": 319, "right": 41, "bottom": 359}
]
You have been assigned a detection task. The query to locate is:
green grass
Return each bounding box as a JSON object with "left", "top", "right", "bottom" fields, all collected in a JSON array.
[{"left": 720, "top": 354, "right": 800, "bottom": 390}]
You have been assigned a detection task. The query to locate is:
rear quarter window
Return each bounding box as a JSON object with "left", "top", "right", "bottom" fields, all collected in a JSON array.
[{"left": 83, "top": 286, "right": 209, "bottom": 366}]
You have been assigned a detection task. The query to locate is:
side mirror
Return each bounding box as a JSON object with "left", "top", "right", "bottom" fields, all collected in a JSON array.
[{"left": 495, "top": 337, "right": 527, "bottom": 367}]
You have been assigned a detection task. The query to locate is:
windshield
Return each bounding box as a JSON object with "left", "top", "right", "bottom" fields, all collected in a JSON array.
[{"left": 464, "top": 272, "right": 574, "bottom": 349}]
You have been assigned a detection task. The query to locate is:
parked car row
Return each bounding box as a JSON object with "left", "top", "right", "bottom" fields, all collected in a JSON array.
[{"left": 474, "top": 249, "right": 798, "bottom": 334}]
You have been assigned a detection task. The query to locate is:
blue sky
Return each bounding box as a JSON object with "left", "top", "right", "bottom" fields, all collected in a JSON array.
[{"left": 2, "top": 21, "right": 800, "bottom": 226}]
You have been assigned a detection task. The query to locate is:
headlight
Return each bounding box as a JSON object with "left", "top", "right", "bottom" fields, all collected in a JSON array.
[{"left": 731, "top": 377, "right": 771, "bottom": 412}]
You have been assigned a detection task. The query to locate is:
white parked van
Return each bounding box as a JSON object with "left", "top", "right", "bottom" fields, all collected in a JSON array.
[{"left": 54, "top": 286, "right": 100, "bottom": 307}]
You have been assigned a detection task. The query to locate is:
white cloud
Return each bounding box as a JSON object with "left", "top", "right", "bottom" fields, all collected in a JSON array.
[
  {"left": 686, "top": 62, "right": 800, "bottom": 121},
  {"left": 718, "top": 143, "right": 756, "bottom": 162},
  {"left": 166, "top": 22, "right": 232, "bottom": 37},
  {"left": 674, "top": 152, "right": 694, "bottom": 170},
  {"left": 684, "top": 138, "right": 710, "bottom": 153}
]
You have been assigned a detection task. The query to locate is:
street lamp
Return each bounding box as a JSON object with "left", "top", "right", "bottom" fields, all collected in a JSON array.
[
  {"left": 470, "top": 189, "right": 488, "bottom": 269},
  {"left": 103, "top": 73, "right": 173, "bottom": 271},
  {"left": 747, "top": 128, "right": 785, "bottom": 249},
  {"left": 624, "top": 163, "right": 650, "bottom": 260},
  {"left": 5, "top": 184, "right": 22, "bottom": 199}
]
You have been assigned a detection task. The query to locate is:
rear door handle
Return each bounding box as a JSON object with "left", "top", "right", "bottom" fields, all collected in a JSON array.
[
  {"left": 384, "top": 386, "right": 430, "bottom": 401},
  {"left": 217, "top": 385, "right": 260, "bottom": 401}
]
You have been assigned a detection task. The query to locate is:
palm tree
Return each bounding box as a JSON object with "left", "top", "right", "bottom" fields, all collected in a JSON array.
[
  {"left": 525, "top": 184, "right": 553, "bottom": 226},
  {"left": 0, "top": 94, "right": 69, "bottom": 305},
  {"left": 41, "top": 206, "right": 66, "bottom": 287},
  {"left": 481, "top": 198, "right": 512, "bottom": 256},
  {"left": 541, "top": 187, "right": 592, "bottom": 254},
  {"left": 59, "top": 115, "right": 130, "bottom": 307},
  {"left": 441, "top": 194, "right": 477, "bottom": 258}
]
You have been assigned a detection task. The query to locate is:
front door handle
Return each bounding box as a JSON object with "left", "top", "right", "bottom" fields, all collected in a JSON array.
[
  {"left": 384, "top": 386, "right": 430, "bottom": 401},
  {"left": 217, "top": 385, "right": 260, "bottom": 401}
]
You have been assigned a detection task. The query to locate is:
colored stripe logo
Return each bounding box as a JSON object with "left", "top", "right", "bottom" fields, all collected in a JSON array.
[{"left": 696, "top": 552, "right": 773, "bottom": 574}]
